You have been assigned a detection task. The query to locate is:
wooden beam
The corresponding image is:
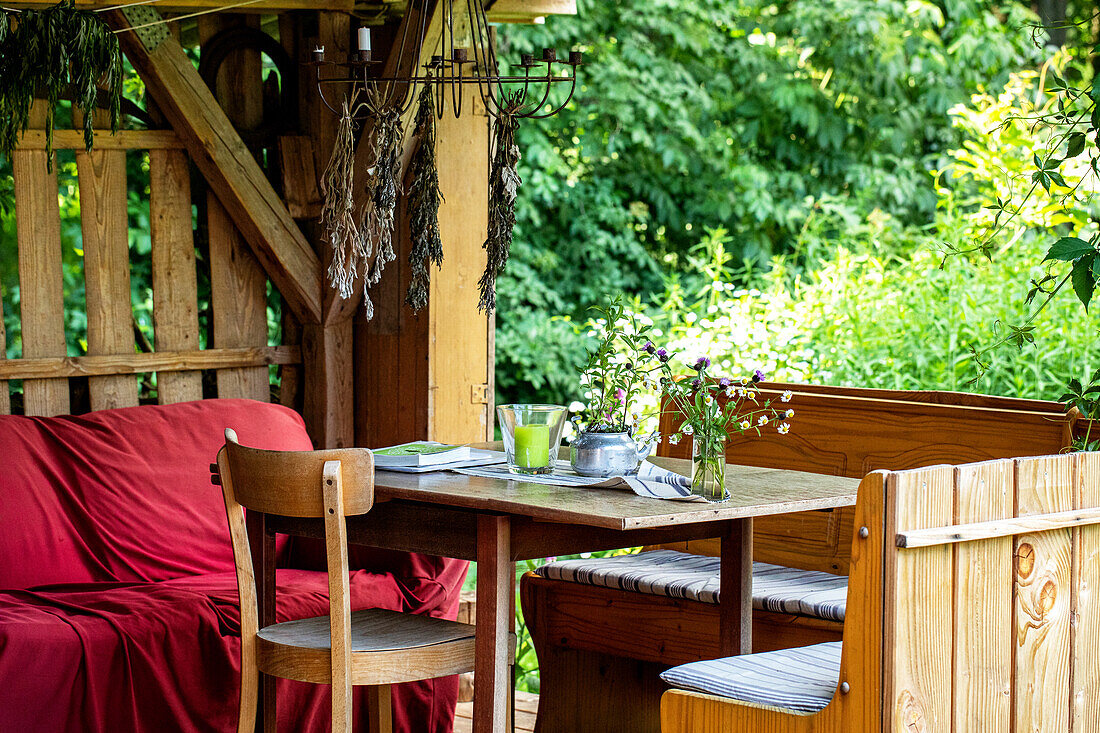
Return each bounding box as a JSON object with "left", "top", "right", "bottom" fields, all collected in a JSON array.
[
  {"left": 4, "top": 0, "right": 350, "bottom": 10},
  {"left": 0, "top": 346, "right": 301, "bottom": 380},
  {"left": 15, "top": 129, "right": 183, "bottom": 151},
  {"left": 486, "top": 0, "right": 577, "bottom": 23},
  {"left": 108, "top": 8, "right": 324, "bottom": 324},
  {"left": 897, "top": 506, "right": 1100, "bottom": 549}
]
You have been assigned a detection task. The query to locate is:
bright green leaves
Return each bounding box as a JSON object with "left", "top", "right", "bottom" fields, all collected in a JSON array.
[
  {"left": 1072, "top": 254, "right": 1097, "bottom": 310},
  {"left": 1031, "top": 153, "right": 1068, "bottom": 191},
  {"left": 1044, "top": 236, "right": 1095, "bottom": 262},
  {"left": 1067, "top": 131, "right": 1087, "bottom": 158}
]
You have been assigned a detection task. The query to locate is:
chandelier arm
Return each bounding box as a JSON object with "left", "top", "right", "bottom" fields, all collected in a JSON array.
[
  {"left": 520, "top": 74, "right": 577, "bottom": 119},
  {"left": 464, "top": 0, "right": 497, "bottom": 112}
]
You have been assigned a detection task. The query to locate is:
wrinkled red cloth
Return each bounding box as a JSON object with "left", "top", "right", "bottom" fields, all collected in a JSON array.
[{"left": 0, "top": 399, "right": 469, "bottom": 732}]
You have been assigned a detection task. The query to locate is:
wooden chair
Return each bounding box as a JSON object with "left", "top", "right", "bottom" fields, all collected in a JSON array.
[
  {"left": 661, "top": 451, "right": 1100, "bottom": 732},
  {"left": 216, "top": 429, "right": 477, "bottom": 733}
]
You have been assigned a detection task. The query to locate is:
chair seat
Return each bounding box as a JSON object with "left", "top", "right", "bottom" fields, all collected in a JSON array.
[
  {"left": 256, "top": 607, "right": 477, "bottom": 686},
  {"left": 534, "top": 549, "right": 847, "bottom": 622},
  {"left": 660, "top": 641, "right": 842, "bottom": 714}
]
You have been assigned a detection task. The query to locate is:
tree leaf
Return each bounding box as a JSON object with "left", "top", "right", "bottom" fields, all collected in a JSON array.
[
  {"left": 1068, "top": 132, "right": 1087, "bottom": 158},
  {"left": 1072, "top": 255, "right": 1096, "bottom": 311},
  {"left": 1045, "top": 237, "right": 1095, "bottom": 262}
]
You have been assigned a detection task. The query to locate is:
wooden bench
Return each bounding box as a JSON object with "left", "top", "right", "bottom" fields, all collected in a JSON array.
[
  {"left": 520, "top": 383, "right": 1075, "bottom": 732},
  {"left": 661, "top": 451, "right": 1100, "bottom": 731}
]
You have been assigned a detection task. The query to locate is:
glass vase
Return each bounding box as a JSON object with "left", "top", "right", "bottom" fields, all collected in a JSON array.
[
  {"left": 497, "top": 404, "right": 569, "bottom": 475},
  {"left": 691, "top": 432, "right": 727, "bottom": 501}
]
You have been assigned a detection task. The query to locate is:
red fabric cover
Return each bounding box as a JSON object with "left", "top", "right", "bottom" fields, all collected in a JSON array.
[{"left": 0, "top": 399, "right": 469, "bottom": 732}]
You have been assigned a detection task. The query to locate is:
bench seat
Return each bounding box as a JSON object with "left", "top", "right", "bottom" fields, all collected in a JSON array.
[
  {"left": 660, "top": 641, "right": 841, "bottom": 715},
  {"left": 535, "top": 550, "right": 848, "bottom": 622}
]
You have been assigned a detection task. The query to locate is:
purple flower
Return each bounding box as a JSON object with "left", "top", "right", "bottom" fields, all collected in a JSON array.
[
  {"left": 718, "top": 377, "right": 732, "bottom": 388},
  {"left": 657, "top": 347, "right": 669, "bottom": 363},
  {"left": 614, "top": 388, "right": 626, "bottom": 403},
  {"left": 690, "top": 378, "right": 703, "bottom": 390},
  {"left": 752, "top": 369, "right": 765, "bottom": 383},
  {"left": 693, "top": 356, "right": 710, "bottom": 371},
  {"left": 643, "top": 341, "right": 656, "bottom": 354}
]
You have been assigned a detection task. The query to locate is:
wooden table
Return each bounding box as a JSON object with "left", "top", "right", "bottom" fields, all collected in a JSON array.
[{"left": 249, "top": 456, "right": 860, "bottom": 733}]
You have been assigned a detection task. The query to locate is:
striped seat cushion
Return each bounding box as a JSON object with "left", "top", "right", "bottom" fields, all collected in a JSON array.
[
  {"left": 660, "top": 641, "right": 842, "bottom": 714},
  {"left": 534, "top": 549, "right": 847, "bottom": 622}
]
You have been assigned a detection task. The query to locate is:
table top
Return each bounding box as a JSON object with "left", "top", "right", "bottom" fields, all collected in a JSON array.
[{"left": 374, "top": 455, "right": 861, "bottom": 531}]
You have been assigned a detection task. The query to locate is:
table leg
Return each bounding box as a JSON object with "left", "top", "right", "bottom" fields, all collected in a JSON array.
[
  {"left": 475, "top": 514, "right": 513, "bottom": 732},
  {"left": 719, "top": 517, "right": 753, "bottom": 656},
  {"left": 247, "top": 511, "right": 277, "bottom": 733}
]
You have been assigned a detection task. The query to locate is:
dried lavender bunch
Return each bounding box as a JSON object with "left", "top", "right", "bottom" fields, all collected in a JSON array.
[
  {"left": 405, "top": 81, "right": 443, "bottom": 312},
  {"left": 477, "top": 99, "right": 522, "bottom": 314},
  {"left": 0, "top": 0, "right": 123, "bottom": 168},
  {"left": 320, "top": 93, "right": 366, "bottom": 300},
  {"left": 358, "top": 88, "right": 403, "bottom": 320}
]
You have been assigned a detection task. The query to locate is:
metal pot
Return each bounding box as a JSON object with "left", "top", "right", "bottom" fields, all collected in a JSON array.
[{"left": 569, "top": 431, "right": 654, "bottom": 478}]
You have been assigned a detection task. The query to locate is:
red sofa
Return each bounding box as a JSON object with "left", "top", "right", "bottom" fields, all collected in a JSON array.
[{"left": 0, "top": 398, "right": 469, "bottom": 732}]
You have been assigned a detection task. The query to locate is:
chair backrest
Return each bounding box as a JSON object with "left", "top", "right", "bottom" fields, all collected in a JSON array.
[
  {"left": 216, "top": 428, "right": 376, "bottom": 696},
  {"left": 879, "top": 452, "right": 1100, "bottom": 732},
  {"left": 655, "top": 383, "right": 1073, "bottom": 574}
]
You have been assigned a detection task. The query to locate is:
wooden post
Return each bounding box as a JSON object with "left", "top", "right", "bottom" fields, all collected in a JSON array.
[
  {"left": 719, "top": 518, "right": 753, "bottom": 655},
  {"left": 475, "top": 514, "right": 513, "bottom": 732}
]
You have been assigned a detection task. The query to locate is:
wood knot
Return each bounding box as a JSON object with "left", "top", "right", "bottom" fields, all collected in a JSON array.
[
  {"left": 1016, "top": 543, "right": 1036, "bottom": 579},
  {"left": 897, "top": 690, "right": 925, "bottom": 732},
  {"left": 1039, "top": 579, "right": 1057, "bottom": 617}
]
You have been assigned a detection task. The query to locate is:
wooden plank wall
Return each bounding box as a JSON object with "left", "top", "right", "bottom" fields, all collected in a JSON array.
[
  {"left": 884, "top": 453, "right": 1100, "bottom": 732},
  {"left": 2, "top": 123, "right": 300, "bottom": 414}
]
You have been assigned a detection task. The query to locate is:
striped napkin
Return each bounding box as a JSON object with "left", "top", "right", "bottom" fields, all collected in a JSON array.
[{"left": 452, "top": 459, "right": 728, "bottom": 502}]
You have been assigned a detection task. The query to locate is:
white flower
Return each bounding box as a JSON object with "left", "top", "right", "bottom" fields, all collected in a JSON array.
[
  {"left": 746, "top": 390, "right": 757, "bottom": 401},
  {"left": 704, "top": 395, "right": 714, "bottom": 406},
  {"left": 739, "top": 420, "right": 751, "bottom": 430},
  {"left": 682, "top": 424, "right": 695, "bottom": 436},
  {"left": 757, "top": 415, "right": 769, "bottom": 426},
  {"left": 669, "top": 434, "right": 681, "bottom": 446},
  {"left": 723, "top": 387, "right": 733, "bottom": 398},
  {"left": 785, "top": 408, "right": 794, "bottom": 418},
  {"left": 568, "top": 401, "right": 586, "bottom": 413},
  {"left": 781, "top": 390, "right": 793, "bottom": 403},
  {"left": 777, "top": 423, "right": 790, "bottom": 434}
]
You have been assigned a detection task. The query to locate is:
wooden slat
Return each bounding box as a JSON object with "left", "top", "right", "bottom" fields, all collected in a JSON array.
[
  {"left": 108, "top": 9, "right": 323, "bottom": 324},
  {"left": 77, "top": 146, "right": 139, "bottom": 410},
  {"left": 1073, "top": 452, "right": 1100, "bottom": 728},
  {"left": 897, "top": 506, "right": 1100, "bottom": 548},
  {"left": 13, "top": 146, "right": 69, "bottom": 416},
  {"left": 149, "top": 149, "right": 203, "bottom": 404},
  {"left": 952, "top": 460, "right": 1012, "bottom": 733},
  {"left": 15, "top": 129, "right": 183, "bottom": 151},
  {"left": 1013, "top": 455, "right": 1073, "bottom": 733},
  {"left": 0, "top": 346, "right": 300, "bottom": 379},
  {"left": 0, "top": 312, "right": 9, "bottom": 414},
  {"left": 208, "top": 196, "right": 270, "bottom": 401},
  {"left": 887, "top": 466, "right": 953, "bottom": 732}
]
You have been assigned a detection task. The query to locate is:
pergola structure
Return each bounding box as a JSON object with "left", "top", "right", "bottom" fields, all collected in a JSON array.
[{"left": 0, "top": 0, "right": 575, "bottom": 448}]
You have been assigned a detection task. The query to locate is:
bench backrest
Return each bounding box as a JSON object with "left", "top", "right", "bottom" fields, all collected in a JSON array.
[
  {"left": 879, "top": 453, "right": 1099, "bottom": 732},
  {"left": 655, "top": 383, "right": 1073, "bottom": 574}
]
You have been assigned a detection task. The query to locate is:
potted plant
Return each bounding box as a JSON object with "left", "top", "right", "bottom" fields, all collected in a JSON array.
[{"left": 569, "top": 300, "right": 660, "bottom": 477}]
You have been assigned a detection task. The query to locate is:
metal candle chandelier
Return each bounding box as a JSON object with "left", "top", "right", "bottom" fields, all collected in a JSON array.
[{"left": 307, "top": 0, "right": 582, "bottom": 121}]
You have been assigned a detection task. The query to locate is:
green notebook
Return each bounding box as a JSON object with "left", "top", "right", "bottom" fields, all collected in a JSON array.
[{"left": 374, "top": 441, "right": 473, "bottom": 467}]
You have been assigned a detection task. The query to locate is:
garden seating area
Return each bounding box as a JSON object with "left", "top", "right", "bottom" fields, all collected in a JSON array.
[{"left": 3, "top": 1, "right": 1100, "bottom": 732}]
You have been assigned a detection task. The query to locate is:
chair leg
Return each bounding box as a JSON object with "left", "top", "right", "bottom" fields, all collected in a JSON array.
[
  {"left": 366, "top": 685, "right": 393, "bottom": 733},
  {"left": 238, "top": 661, "right": 258, "bottom": 733},
  {"left": 332, "top": 677, "right": 353, "bottom": 733}
]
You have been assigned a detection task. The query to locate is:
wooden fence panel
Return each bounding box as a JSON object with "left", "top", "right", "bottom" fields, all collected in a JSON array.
[
  {"left": 208, "top": 195, "right": 270, "bottom": 401},
  {"left": 13, "top": 148, "right": 69, "bottom": 416},
  {"left": 952, "top": 461, "right": 1012, "bottom": 733},
  {"left": 888, "top": 466, "right": 954, "bottom": 732},
  {"left": 77, "top": 147, "right": 139, "bottom": 410},
  {"left": 1073, "top": 452, "right": 1100, "bottom": 731},
  {"left": 149, "top": 149, "right": 203, "bottom": 404},
  {"left": 1013, "top": 456, "right": 1074, "bottom": 733}
]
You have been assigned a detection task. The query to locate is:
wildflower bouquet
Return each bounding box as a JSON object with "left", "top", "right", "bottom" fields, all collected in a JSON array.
[{"left": 649, "top": 349, "right": 793, "bottom": 500}]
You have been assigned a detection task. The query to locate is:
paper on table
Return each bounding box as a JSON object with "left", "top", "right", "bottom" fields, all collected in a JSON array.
[
  {"left": 377, "top": 449, "right": 506, "bottom": 473},
  {"left": 452, "top": 459, "right": 728, "bottom": 503}
]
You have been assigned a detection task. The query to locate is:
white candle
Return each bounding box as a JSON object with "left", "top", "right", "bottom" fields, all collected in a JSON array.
[{"left": 357, "top": 27, "right": 371, "bottom": 52}]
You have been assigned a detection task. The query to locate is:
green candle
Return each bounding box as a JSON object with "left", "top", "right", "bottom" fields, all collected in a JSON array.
[{"left": 514, "top": 424, "right": 550, "bottom": 468}]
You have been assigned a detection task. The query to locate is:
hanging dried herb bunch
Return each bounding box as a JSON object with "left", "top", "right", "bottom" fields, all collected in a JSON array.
[
  {"left": 405, "top": 79, "right": 443, "bottom": 312},
  {"left": 477, "top": 92, "right": 524, "bottom": 313},
  {"left": 0, "top": 0, "right": 123, "bottom": 166},
  {"left": 359, "top": 85, "right": 403, "bottom": 319},
  {"left": 320, "top": 91, "right": 365, "bottom": 300}
]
